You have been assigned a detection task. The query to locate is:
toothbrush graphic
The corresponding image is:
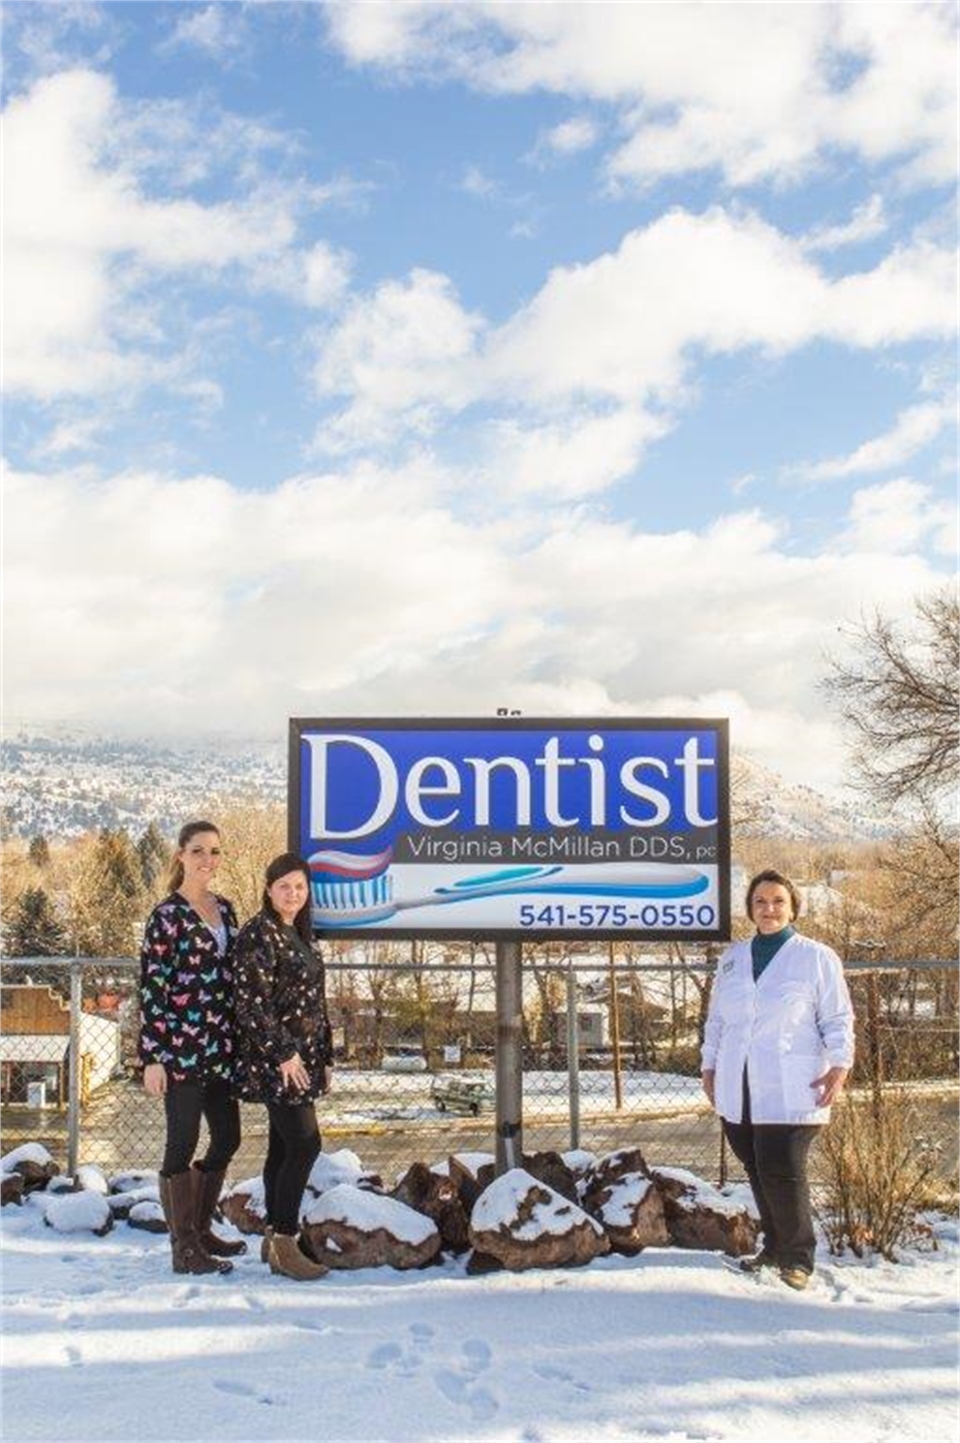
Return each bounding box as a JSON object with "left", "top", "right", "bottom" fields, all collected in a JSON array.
[{"left": 309, "top": 850, "right": 710, "bottom": 927}]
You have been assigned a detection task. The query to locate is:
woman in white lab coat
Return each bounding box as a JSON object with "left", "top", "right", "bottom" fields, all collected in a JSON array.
[{"left": 701, "top": 869, "right": 855, "bottom": 1290}]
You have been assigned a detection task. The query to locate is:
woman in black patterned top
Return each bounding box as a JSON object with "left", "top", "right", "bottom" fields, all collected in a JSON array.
[
  {"left": 139, "top": 820, "right": 246, "bottom": 1275},
  {"left": 234, "top": 852, "right": 334, "bottom": 1281}
]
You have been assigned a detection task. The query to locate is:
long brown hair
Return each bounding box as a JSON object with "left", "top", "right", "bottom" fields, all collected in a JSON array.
[
  {"left": 167, "top": 820, "right": 221, "bottom": 893},
  {"left": 261, "top": 852, "right": 313, "bottom": 944}
]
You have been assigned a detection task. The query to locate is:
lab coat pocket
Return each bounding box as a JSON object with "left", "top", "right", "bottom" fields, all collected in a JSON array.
[{"left": 781, "top": 1054, "right": 820, "bottom": 1114}]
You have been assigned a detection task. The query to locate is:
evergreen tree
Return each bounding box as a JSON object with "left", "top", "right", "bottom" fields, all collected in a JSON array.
[
  {"left": 28, "top": 834, "right": 51, "bottom": 869},
  {"left": 70, "top": 829, "right": 145, "bottom": 957},
  {"left": 137, "top": 821, "right": 170, "bottom": 890},
  {"left": 5, "top": 887, "right": 68, "bottom": 956}
]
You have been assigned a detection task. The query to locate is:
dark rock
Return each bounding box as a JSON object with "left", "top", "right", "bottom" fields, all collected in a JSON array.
[
  {"left": 392, "top": 1162, "right": 470, "bottom": 1254},
  {"left": 469, "top": 1167, "right": 609, "bottom": 1271},
  {"left": 10, "top": 1157, "right": 60, "bottom": 1193},
  {"left": 1, "top": 1173, "right": 24, "bottom": 1206},
  {"left": 584, "top": 1170, "right": 669, "bottom": 1255},
  {"left": 303, "top": 1184, "right": 441, "bottom": 1270},
  {"left": 650, "top": 1166, "right": 759, "bottom": 1257},
  {"left": 521, "top": 1151, "right": 579, "bottom": 1205}
]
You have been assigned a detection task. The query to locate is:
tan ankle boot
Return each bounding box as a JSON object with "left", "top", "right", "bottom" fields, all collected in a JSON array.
[
  {"left": 260, "top": 1225, "right": 274, "bottom": 1263},
  {"left": 267, "top": 1232, "right": 328, "bottom": 1280}
]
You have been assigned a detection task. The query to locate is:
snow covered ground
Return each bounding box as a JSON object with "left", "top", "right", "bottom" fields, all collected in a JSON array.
[{"left": 3, "top": 1189, "right": 957, "bottom": 1443}]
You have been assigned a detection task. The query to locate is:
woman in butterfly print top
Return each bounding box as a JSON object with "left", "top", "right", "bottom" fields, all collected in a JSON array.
[
  {"left": 139, "top": 820, "right": 246, "bottom": 1275},
  {"left": 234, "top": 853, "right": 333, "bottom": 1280}
]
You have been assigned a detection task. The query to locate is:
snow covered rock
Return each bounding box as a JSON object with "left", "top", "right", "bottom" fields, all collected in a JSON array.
[
  {"left": 127, "top": 1200, "right": 167, "bottom": 1234},
  {"left": 392, "top": 1162, "right": 470, "bottom": 1254},
  {"left": 650, "top": 1166, "right": 758, "bottom": 1257},
  {"left": 581, "top": 1147, "right": 650, "bottom": 1199},
  {"left": 1, "top": 1143, "right": 60, "bottom": 1193},
  {"left": 306, "top": 1149, "right": 383, "bottom": 1197},
  {"left": 219, "top": 1177, "right": 267, "bottom": 1234},
  {"left": 75, "top": 1164, "right": 109, "bottom": 1195},
  {"left": 2, "top": 1172, "right": 24, "bottom": 1206},
  {"left": 107, "top": 1185, "right": 161, "bottom": 1220},
  {"left": 110, "top": 1170, "right": 157, "bottom": 1195},
  {"left": 521, "top": 1151, "right": 579, "bottom": 1205},
  {"left": 469, "top": 1168, "right": 609, "bottom": 1272},
  {"left": 302, "top": 1183, "right": 441, "bottom": 1270},
  {"left": 584, "top": 1170, "right": 669, "bottom": 1255},
  {"left": 44, "top": 1190, "right": 113, "bottom": 1236},
  {"left": 445, "top": 1154, "right": 494, "bottom": 1215}
]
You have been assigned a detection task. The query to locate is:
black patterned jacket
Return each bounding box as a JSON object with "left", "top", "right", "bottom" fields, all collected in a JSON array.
[
  {"left": 233, "top": 910, "right": 333, "bottom": 1105},
  {"left": 138, "top": 893, "right": 239, "bottom": 1085}
]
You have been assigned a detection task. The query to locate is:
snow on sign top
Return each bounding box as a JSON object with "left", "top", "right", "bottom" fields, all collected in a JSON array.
[
  {"left": 472, "top": 1167, "right": 605, "bottom": 1240},
  {"left": 303, "top": 1184, "right": 438, "bottom": 1245}
]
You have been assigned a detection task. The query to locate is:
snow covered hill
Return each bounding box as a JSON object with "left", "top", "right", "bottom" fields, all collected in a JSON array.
[{"left": 1, "top": 727, "right": 878, "bottom": 843}]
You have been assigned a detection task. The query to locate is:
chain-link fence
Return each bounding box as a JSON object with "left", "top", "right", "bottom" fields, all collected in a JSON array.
[{"left": 2, "top": 955, "right": 956, "bottom": 1192}]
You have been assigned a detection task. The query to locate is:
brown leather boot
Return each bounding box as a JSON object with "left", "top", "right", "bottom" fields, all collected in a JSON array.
[
  {"left": 267, "top": 1232, "right": 328, "bottom": 1280},
  {"left": 191, "top": 1166, "right": 247, "bottom": 1258},
  {"left": 159, "top": 1172, "right": 232, "bottom": 1275}
]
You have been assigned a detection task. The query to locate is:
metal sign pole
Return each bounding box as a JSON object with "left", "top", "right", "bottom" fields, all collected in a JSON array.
[
  {"left": 495, "top": 939, "right": 523, "bottom": 1173},
  {"left": 566, "top": 962, "right": 581, "bottom": 1151}
]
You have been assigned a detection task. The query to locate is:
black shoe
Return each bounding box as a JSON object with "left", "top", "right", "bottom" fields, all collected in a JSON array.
[{"left": 739, "top": 1250, "right": 777, "bottom": 1274}]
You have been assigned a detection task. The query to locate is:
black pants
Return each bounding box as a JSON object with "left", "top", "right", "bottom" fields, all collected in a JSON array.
[
  {"left": 263, "top": 1102, "right": 322, "bottom": 1235},
  {"left": 722, "top": 1072, "right": 819, "bottom": 1273},
  {"left": 161, "top": 1079, "right": 241, "bottom": 1178}
]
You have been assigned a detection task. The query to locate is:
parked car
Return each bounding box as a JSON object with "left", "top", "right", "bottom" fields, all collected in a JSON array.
[
  {"left": 380, "top": 1046, "right": 428, "bottom": 1074},
  {"left": 430, "top": 1074, "right": 494, "bottom": 1116}
]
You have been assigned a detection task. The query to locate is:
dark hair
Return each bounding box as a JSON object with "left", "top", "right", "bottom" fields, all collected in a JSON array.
[
  {"left": 262, "top": 853, "right": 313, "bottom": 944},
  {"left": 168, "top": 820, "right": 221, "bottom": 893},
  {"left": 745, "top": 868, "right": 801, "bottom": 922}
]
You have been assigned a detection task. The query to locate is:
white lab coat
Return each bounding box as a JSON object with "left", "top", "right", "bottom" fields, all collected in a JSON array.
[{"left": 702, "top": 933, "right": 855, "bottom": 1125}]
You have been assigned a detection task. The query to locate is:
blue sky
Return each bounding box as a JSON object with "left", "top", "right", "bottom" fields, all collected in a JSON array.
[{"left": 2, "top": 1, "right": 957, "bottom": 792}]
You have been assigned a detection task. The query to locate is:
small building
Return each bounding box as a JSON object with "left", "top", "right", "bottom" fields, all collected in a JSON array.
[{"left": 0, "top": 984, "right": 120, "bottom": 1107}]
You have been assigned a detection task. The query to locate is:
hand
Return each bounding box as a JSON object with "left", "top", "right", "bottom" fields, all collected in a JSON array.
[
  {"left": 279, "top": 1053, "right": 310, "bottom": 1092},
  {"left": 143, "top": 1063, "right": 167, "bottom": 1097},
  {"left": 812, "top": 1065, "right": 848, "bottom": 1107},
  {"left": 701, "top": 1069, "right": 716, "bottom": 1106}
]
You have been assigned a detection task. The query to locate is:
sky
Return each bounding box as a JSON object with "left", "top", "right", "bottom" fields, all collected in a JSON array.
[{"left": 2, "top": 0, "right": 957, "bottom": 794}]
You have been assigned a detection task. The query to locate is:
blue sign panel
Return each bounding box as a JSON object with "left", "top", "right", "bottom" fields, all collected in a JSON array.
[{"left": 289, "top": 718, "right": 730, "bottom": 941}]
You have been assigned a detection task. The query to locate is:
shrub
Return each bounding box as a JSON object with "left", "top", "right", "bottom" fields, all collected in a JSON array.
[{"left": 814, "top": 1091, "right": 946, "bottom": 1261}]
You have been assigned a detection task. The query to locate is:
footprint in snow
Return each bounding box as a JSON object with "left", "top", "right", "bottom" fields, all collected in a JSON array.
[
  {"left": 367, "top": 1341, "right": 422, "bottom": 1377},
  {"left": 213, "top": 1380, "right": 280, "bottom": 1407},
  {"left": 434, "top": 1366, "right": 500, "bottom": 1419},
  {"left": 461, "top": 1338, "right": 491, "bottom": 1374}
]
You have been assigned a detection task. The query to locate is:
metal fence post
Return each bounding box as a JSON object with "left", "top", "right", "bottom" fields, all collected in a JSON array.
[
  {"left": 495, "top": 940, "right": 523, "bottom": 1173},
  {"left": 566, "top": 963, "right": 581, "bottom": 1151},
  {"left": 67, "top": 960, "right": 83, "bottom": 1177}
]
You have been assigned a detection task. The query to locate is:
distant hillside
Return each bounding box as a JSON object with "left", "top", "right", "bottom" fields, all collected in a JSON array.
[{"left": 1, "top": 727, "right": 881, "bottom": 844}]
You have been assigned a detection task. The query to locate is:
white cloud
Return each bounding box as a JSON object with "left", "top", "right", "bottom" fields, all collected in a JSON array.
[
  {"left": 162, "top": 4, "right": 250, "bottom": 62},
  {"left": 3, "top": 455, "right": 950, "bottom": 792},
  {"left": 803, "top": 194, "right": 888, "bottom": 253},
  {"left": 1, "top": 69, "right": 356, "bottom": 399},
  {"left": 840, "top": 478, "right": 957, "bottom": 555},
  {"left": 310, "top": 269, "right": 485, "bottom": 451},
  {"left": 309, "top": 206, "right": 954, "bottom": 458},
  {"left": 790, "top": 399, "right": 956, "bottom": 482},
  {"left": 538, "top": 116, "right": 599, "bottom": 158},
  {"left": 324, "top": 2, "right": 957, "bottom": 190}
]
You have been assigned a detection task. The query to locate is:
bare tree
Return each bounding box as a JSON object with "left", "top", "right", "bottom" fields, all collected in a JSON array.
[{"left": 824, "top": 588, "right": 958, "bottom": 810}]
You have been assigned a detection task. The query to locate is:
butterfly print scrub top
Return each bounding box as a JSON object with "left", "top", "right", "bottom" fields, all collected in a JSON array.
[{"left": 139, "top": 892, "right": 239, "bottom": 1085}]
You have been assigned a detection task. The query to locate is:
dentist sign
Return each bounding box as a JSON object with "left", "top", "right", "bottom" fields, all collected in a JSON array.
[{"left": 289, "top": 718, "right": 730, "bottom": 941}]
